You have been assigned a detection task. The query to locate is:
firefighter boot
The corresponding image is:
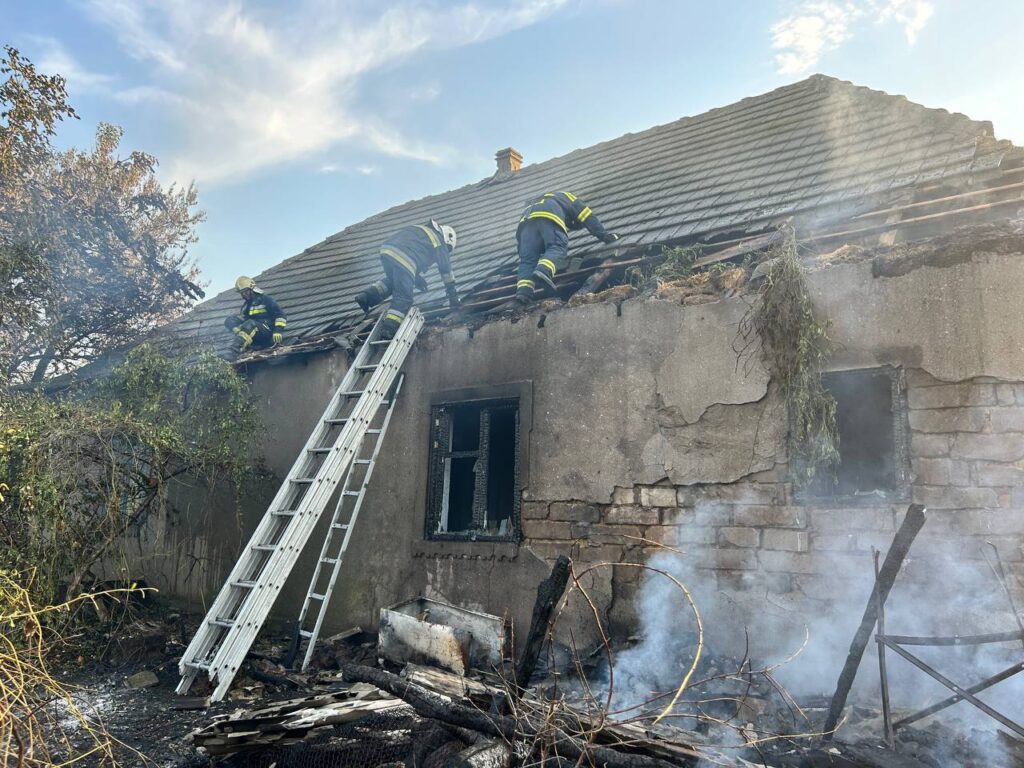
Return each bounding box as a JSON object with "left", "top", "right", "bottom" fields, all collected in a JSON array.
[{"left": 531, "top": 269, "right": 557, "bottom": 298}]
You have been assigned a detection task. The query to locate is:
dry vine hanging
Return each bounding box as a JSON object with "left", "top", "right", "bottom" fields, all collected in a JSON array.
[{"left": 739, "top": 226, "right": 838, "bottom": 486}]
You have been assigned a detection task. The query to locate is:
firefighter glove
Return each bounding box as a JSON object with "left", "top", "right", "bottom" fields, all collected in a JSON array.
[
  {"left": 602, "top": 232, "right": 621, "bottom": 244},
  {"left": 272, "top": 332, "right": 283, "bottom": 345},
  {"left": 415, "top": 274, "right": 429, "bottom": 293}
]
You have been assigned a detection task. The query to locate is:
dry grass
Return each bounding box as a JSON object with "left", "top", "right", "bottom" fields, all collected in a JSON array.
[{"left": 0, "top": 571, "right": 147, "bottom": 766}]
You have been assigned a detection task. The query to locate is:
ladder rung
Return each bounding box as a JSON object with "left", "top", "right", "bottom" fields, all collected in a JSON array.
[{"left": 178, "top": 309, "right": 421, "bottom": 702}]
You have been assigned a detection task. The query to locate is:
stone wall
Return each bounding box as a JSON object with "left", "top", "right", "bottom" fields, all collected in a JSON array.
[{"left": 516, "top": 367, "right": 1024, "bottom": 676}]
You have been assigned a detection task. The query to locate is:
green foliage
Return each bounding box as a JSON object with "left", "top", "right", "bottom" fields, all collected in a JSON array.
[
  {"left": 627, "top": 244, "right": 704, "bottom": 289},
  {"left": 0, "top": 345, "right": 261, "bottom": 606},
  {"left": 0, "top": 47, "right": 205, "bottom": 384},
  {"left": 739, "top": 227, "right": 839, "bottom": 486}
]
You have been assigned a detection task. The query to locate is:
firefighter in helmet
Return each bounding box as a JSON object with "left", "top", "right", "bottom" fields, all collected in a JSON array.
[
  {"left": 354, "top": 220, "right": 460, "bottom": 338},
  {"left": 510, "top": 191, "right": 619, "bottom": 307},
  {"left": 223, "top": 276, "right": 288, "bottom": 351}
]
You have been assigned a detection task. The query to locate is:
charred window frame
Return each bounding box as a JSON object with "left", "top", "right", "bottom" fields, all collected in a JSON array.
[
  {"left": 801, "top": 366, "right": 911, "bottom": 503},
  {"left": 425, "top": 398, "right": 522, "bottom": 542}
]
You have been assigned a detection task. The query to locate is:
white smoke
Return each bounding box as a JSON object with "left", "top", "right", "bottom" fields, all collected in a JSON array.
[{"left": 597, "top": 504, "right": 1024, "bottom": 760}]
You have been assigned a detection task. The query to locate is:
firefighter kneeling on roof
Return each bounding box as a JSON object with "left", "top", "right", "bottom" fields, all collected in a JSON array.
[
  {"left": 224, "top": 276, "right": 288, "bottom": 351},
  {"left": 512, "top": 191, "right": 619, "bottom": 307},
  {"left": 354, "top": 220, "right": 460, "bottom": 339}
]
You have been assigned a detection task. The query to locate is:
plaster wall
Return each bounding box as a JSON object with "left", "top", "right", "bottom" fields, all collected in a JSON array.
[{"left": 148, "top": 247, "right": 1024, "bottom": 683}]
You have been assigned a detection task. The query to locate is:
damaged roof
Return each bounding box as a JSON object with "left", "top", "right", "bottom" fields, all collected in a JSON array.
[{"left": 166, "top": 74, "right": 1022, "bottom": 354}]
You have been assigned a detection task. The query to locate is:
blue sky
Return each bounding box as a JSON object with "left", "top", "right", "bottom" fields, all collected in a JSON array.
[{"left": 5, "top": 0, "right": 1023, "bottom": 297}]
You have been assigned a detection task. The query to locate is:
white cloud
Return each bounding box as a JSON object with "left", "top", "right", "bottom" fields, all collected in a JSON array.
[
  {"left": 29, "top": 35, "right": 115, "bottom": 92},
  {"left": 318, "top": 163, "right": 379, "bottom": 175},
  {"left": 874, "top": 0, "right": 933, "bottom": 43},
  {"left": 73, "top": 0, "right": 568, "bottom": 186},
  {"left": 771, "top": 1, "right": 934, "bottom": 74}
]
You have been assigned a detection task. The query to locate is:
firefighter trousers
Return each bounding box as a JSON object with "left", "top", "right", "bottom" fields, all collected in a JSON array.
[
  {"left": 359, "top": 253, "right": 416, "bottom": 335},
  {"left": 516, "top": 218, "right": 569, "bottom": 299}
]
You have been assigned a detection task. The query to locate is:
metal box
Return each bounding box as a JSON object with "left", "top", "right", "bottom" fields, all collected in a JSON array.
[{"left": 378, "top": 597, "right": 507, "bottom": 675}]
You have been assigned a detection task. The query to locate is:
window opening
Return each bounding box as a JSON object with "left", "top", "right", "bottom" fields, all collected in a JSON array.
[
  {"left": 805, "top": 367, "right": 909, "bottom": 500},
  {"left": 427, "top": 399, "right": 520, "bottom": 541}
]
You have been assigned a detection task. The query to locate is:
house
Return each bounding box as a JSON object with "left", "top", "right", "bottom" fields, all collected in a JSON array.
[{"left": 142, "top": 75, "right": 1024, "bottom": 683}]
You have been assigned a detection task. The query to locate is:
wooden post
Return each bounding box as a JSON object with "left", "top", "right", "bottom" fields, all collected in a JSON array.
[
  {"left": 514, "top": 555, "right": 572, "bottom": 693},
  {"left": 822, "top": 504, "right": 926, "bottom": 740}
]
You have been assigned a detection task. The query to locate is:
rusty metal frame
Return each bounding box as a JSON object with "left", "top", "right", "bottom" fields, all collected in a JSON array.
[
  {"left": 875, "top": 540, "right": 1024, "bottom": 739},
  {"left": 876, "top": 631, "right": 1024, "bottom": 738}
]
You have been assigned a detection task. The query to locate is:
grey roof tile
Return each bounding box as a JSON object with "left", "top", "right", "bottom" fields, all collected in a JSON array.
[{"left": 163, "top": 75, "right": 1018, "bottom": 354}]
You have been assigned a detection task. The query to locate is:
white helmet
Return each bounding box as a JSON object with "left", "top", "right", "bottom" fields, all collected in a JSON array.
[{"left": 431, "top": 219, "right": 457, "bottom": 250}]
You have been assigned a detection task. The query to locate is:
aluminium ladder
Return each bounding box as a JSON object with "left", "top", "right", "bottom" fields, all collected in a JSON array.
[
  {"left": 293, "top": 370, "right": 405, "bottom": 670},
  {"left": 177, "top": 308, "right": 424, "bottom": 702}
]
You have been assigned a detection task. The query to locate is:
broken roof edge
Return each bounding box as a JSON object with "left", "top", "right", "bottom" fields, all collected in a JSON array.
[{"left": 230, "top": 215, "right": 1024, "bottom": 371}]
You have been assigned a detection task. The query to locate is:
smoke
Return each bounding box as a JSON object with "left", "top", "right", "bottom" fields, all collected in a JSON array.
[{"left": 599, "top": 504, "right": 1024, "bottom": 756}]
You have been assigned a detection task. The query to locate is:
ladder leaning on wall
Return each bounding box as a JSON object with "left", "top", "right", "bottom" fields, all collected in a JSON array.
[{"left": 177, "top": 308, "right": 425, "bottom": 702}]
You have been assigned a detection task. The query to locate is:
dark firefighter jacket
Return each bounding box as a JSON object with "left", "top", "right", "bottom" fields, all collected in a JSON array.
[
  {"left": 519, "top": 191, "right": 610, "bottom": 240},
  {"left": 239, "top": 292, "right": 287, "bottom": 331},
  {"left": 380, "top": 224, "right": 455, "bottom": 286}
]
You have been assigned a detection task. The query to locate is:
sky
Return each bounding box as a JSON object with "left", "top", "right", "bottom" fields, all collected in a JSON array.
[{"left": 5, "top": 0, "right": 1024, "bottom": 297}]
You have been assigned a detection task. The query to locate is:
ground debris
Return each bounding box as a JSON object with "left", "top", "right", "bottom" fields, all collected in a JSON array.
[
  {"left": 126, "top": 669, "right": 159, "bottom": 688},
  {"left": 191, "top": 686, "right": 407, "bottom": 757},
  {"left": 567, "top": 283, "right": 637, "bottom": 307}
]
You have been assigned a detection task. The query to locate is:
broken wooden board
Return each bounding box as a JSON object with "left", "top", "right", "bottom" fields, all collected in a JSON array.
[
  {"left": 190, "top": 685, "right": 405, "bottom": 757},
  {"left": 692, "top": 229, "right": 783, "bottom": 268}
]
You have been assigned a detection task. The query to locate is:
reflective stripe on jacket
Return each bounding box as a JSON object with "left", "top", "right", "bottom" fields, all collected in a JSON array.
[
  {"left": 241, "top": 293, "right": 287, "bottom": 330},
  {"left": 380, "top": 223, "right": 455, "bottom": 285},
  {"left": 519, "top": 192, "right": 609, "bottom": 240}
]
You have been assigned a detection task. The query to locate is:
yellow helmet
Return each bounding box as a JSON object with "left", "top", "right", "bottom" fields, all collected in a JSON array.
[{"left": 234, "top": 276, "right": 262, "bottom": 293}]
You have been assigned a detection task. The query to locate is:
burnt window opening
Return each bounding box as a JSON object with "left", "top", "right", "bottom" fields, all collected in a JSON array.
[
  {"left": 426, "top": 399, "right": 521, "bottom": 541},
  {"left": 805, "top": 367, "right": 910, "bottom": 501}
]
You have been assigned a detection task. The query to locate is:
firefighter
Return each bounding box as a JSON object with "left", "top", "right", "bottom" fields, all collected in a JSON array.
[
  {"left": 353, "top": 220, "right": 460, "bottom": 338},
  {"left": 223, "top": 276, "right": 288, "bottom": 351},
  {"left": 512, "top": 191, "right": 619, "bottom": 306}
]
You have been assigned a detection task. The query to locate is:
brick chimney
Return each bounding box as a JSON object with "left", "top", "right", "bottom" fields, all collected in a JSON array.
[{"left": 495, "top": 147, "right": 523, "bottom": 175}]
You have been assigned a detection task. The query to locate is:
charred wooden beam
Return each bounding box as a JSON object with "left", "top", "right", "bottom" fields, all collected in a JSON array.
[
  {"left": 822, "top": 504, "right": 926, "bottom": 740},
  {"left": 338, "top": 662, "right": 686, "bottom": 768},
  {"left": 515, "top": 554, "right": 572, "bottom": 693}
]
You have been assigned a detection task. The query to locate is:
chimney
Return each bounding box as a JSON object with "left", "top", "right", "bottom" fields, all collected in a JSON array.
[{"left": 495, "top": 147, "right": 523, "bottom": 175}]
